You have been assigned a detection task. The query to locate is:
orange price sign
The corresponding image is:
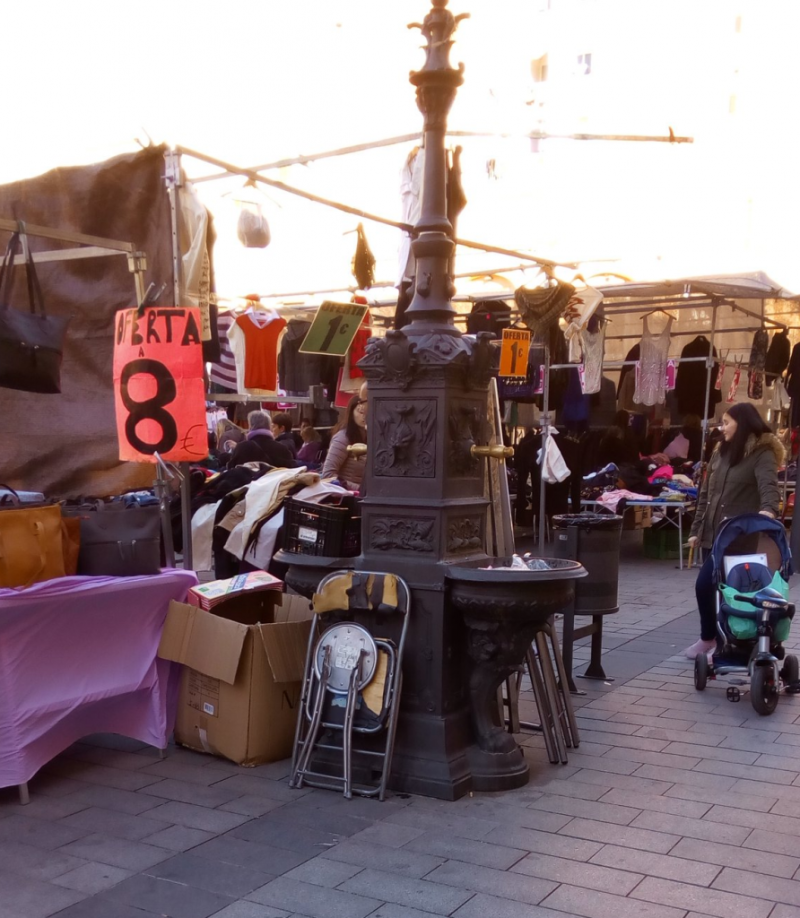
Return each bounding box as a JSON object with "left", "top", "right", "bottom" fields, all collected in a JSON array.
[
  {"left": 113, "top": 307, "right": 208, "bottom": 463},
  {"left": 498, "top": 328, "right": 531, "bottom": 378}
]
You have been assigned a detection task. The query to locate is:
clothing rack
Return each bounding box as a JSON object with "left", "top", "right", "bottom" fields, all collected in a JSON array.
[{"left": 533, "top": 294, "right": 789, "bottom": 542}]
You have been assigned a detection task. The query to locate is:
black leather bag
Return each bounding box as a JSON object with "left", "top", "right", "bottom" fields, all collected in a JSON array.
[
  {"left": 0, "top": 230, "right": 70, "bottom": 394},
  {"left": 65, "top": 503, "right": 162, "bottom": 577}
]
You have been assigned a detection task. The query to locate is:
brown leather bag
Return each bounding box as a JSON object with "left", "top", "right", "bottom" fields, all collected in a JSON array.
[{"left": 0, "top": 502, "right": 65, "bottom": 587}]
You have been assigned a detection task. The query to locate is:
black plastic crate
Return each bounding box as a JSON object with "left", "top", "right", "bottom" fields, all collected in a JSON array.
[{"left": 283, "top": 496, "right": 361, "bottom": 557}]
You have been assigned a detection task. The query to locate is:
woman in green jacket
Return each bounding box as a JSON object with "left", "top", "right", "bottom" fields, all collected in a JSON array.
[{"left": 684, "top": 402, "right": 783, "bottom": 659}]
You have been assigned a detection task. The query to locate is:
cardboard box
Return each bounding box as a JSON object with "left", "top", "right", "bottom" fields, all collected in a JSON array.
[
  {"left": 158, "top": 591, "right": 314, "bottom": 766},
  {"left": 622, "top": 506, "right": 653, "bottom": 530}
]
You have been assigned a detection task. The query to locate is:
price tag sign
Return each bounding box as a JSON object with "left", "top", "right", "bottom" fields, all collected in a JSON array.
[
  {"left": 299, "top": 301, "right": 369, "bottom": 357},
  {"left": 113, "top": 307, "right": 208, "bottom": 463},
  {"left": 498, "top": 328, "right": 531, "bottom": 378}
]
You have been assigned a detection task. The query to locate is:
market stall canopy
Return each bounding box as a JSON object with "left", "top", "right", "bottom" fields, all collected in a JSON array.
[{"left": 596, "top": 272, "right": 800, "bottom": 301}]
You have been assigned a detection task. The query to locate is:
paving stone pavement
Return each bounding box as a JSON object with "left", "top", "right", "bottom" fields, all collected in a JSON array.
[{"left": 3, "top": 543, "right": 800, "bottom": 918}]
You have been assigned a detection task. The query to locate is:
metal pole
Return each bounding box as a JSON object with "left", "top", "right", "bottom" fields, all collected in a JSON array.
[
  {"left": 538, "top": 345, "right": 551, "bottom": 549},
  {"left": 180, "top": 462, "right": 193, "bottom": 571},
  {"left": 700, "top": 302, "right": 719, "bottom": 461}
]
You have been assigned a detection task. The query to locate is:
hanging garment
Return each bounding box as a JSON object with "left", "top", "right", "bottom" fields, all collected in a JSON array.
[
  {"left": 675, "top": 335, "right": 721, "bottom": 418},
  {"left": 634, "top": 315, "right": 673, "bottom": 406},
  {"left": 352, "top": 223, "right": 376, "bottom": 290},
  {"left": 229, "top": 308, "right": 287, "bottom": 394},
  {"left": 346, "top": 313, "right": 372, "bottom": 380},
  {"left": 617, "top": 344, "right": 640, "bottom": 398},
  {"left": 715, "top": 359, "right": 726, "bottom": 390},
  {"left": 397, "top": 147, "right": 425, "bottom": 285},
  {"left": 538, "top": 431, "right": 571, "bottom": 484},
  {"left": 765, "top": 329, "right": 791, "bottom": 384},
  {"left": 786, "top": 344, "right": 800, "bottom": 428},
  {"left": 772, "top": 379, "right": 791, "bottom": 413},
  {"left": 562, "top": 367, "right": 590, "bottom": 429},
  {"left": 515, "top": 281, "right": 575, "bottom": 337},
  {"left": 727, "top": 359, "right": 742, "bottom": 403},
  {"left": 589, "top": 376, "right": 617, "bottom": 428},
  {"left": 748, "top": 329, "right": 768, "bottom": 400},
  {"left": 579, "top": 323, "right": 605, "bottom": 395},
  {"left": 209, "top": 311, "right": 239, "bottom": 391}
]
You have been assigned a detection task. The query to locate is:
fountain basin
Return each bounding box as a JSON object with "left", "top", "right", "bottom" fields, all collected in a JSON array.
[{"left": 446, "top": 557, "right": 586, "bottom": 791}]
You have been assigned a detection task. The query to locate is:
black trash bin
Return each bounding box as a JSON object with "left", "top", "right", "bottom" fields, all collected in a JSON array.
[{"left": 551, "top": 512, "right": 623, "bottom": 684}]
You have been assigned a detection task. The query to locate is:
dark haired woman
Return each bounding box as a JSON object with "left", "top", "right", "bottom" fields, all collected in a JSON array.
[
  {"left": 684, "top": 402, "right": 783, "bottom": 658},
  {"left": 321, "top": 395, "right": 367, "bottom": 490}
]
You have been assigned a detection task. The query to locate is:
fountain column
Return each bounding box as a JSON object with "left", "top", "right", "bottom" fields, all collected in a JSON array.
[{"left": 357, "top": 1, "right": 506, "bottom": 799}]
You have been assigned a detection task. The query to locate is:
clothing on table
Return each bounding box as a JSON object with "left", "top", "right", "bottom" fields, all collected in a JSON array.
[
  {"left": 209, "top": 311, "right": 239, "bottom": 391},
  {"left": 748, "top": 329, "right": 768, "bottom": 400},
  {"left": 321, "top": 430, "right": 365, "bottom": 490},
  {"left": 634, "top": 315, "right": 673, "bottom": 406},
  {"left": 690, "top": 432, "right": 783, "bottom": 548},
  {"left": 766, "top": 329, "right": 791, "bottom": 384},
  {"left": 228, "top": 308, "right": 286, "bottom": 394},
  {"left": 595, "top": 489, "right": 654, "bottom": 513},
  {"left": 675, "top": 335, "right": 721, "bottom": 419}
]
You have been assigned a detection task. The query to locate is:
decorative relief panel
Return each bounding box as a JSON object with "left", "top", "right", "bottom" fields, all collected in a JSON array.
[
  {"left": 374, "top": 399, "right": 436, "bottom": 478},
  {"left": 447, "top": 402, "right": 482, "bottom": 476},
  {"left": 371, "top": 517, "right": 435, "bottom": 553},
  {"left": 447, "top": 516, "right": 483, "bottom": 554}
]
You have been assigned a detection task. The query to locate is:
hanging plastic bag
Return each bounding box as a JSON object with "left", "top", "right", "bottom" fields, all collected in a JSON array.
[
  {"left": 237, "top": 201, "right": 271, "bottom": 248},
  {"left": 537, "top": 432, "right": 571, "bottom": 484}
]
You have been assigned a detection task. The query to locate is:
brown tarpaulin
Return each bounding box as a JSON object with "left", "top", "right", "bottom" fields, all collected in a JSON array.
[{"left": 0, "top": 146, "right": 177, "bottom": 497}]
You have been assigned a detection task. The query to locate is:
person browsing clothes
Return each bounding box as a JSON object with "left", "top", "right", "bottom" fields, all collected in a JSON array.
[
  {"left": 321, "top": 395, "right": 367, "bottom": 491},
  {"left": 684, "top": 402, "right": 783, "bottom": 659}
]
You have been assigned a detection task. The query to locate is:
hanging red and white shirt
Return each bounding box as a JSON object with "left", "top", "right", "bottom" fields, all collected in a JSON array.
[{"left": 228, "top": 307, "right": 286, "bottom": 395}]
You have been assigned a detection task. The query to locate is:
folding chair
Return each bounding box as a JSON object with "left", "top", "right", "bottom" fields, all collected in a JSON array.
[{"left": 289, "top": 570, "right": 410, "bottom": 800}]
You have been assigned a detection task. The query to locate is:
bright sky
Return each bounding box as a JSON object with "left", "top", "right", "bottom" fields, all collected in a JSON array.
[{"left": 3, "top": 0, "right": 800, "bottom": 299}]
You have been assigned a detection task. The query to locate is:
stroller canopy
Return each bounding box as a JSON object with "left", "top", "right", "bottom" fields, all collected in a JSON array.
[{"left": 711, "top": 513, "right": 792, "bottom": 582}]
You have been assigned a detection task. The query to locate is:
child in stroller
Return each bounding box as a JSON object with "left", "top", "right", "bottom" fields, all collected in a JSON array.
[{"left": 694, "top": 513, "right": 796, "bottom": 715}]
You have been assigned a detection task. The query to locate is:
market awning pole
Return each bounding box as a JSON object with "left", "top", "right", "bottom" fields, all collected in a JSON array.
[
  {"left": 538, "top": 345, "right": 551, "bottom": 549},
  {"left": 175, "top": 145, "right": 578, "bottom": 270},
  {"left": 700, "top": 301, "right": 719, "bottom": 461}
]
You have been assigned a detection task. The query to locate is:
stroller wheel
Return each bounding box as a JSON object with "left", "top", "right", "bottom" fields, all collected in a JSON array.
[
  {"left": 751, "top": 665, "right": 779, "bottom": 716},
  {"left": 781, "top": 654, "right": 799, "bottom": 686},
  {"left": 694, "top": 653, "right": 709, "bottom": 691}
]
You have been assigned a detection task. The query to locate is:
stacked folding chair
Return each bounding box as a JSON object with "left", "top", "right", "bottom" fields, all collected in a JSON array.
[{"left": 289, "top": 570, "right": 410, "bottom": 800}]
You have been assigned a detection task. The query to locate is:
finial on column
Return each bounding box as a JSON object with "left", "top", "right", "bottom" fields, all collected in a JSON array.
[{"left": 408, "top": 0, "right": 469, "bottom": 74}]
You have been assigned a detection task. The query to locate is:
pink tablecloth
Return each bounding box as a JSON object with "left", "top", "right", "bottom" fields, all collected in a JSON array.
[{"left": 0, "top": 569, "right": 197, "bottom": 787}]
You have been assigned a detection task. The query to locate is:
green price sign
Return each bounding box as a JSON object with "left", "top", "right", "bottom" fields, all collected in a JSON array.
[{"left": 299, "top": 301, "right": 369, "bottom": 356}]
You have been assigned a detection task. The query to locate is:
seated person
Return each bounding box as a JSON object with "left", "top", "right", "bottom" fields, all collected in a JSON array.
[
  {"left": 270, "top": 412, "right": 298, "bottom": 459},
  {"left": 297, "top": 425, "right": 323, "bottom": 469},
  {"left": 228, "top": 410, "right": 295, "bottom": 469}
]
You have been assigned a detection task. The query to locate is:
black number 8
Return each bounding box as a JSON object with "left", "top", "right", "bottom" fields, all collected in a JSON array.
[{"left": 120, "top": 358, "right": 178, "bottom": 454}]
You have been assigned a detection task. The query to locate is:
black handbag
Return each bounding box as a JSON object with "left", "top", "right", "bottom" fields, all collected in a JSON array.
[
  {"left": 0, "top": 230, "right": 70, "bottom": 394},
  {"left": 64, "top": 502, "right": 162, "bottom": 577}
]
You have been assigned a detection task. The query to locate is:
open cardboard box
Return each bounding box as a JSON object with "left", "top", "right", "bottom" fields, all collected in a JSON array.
[{"left": 158, "top": 590, "right": 314, "bottom": 766}]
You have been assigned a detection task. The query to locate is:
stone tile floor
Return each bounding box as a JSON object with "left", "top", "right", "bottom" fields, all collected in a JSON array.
[{"left": 3, "top": 539, "right": 800, "bottom": 918}]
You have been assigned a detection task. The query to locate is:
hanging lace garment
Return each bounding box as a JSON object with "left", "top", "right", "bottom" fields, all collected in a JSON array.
[
  {"left": 634, "top": 315, "right": 673, "bottom": 406},
  {"left": 728, "top": 358, "right": 743, "bottom": 403},
  {"left": 579, "top": 323, "right": 605, "bottom": 394}
]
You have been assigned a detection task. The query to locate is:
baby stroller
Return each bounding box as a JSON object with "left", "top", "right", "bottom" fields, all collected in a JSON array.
[{"left": 694, "top": 513, "right": 796, "bottom": 715}]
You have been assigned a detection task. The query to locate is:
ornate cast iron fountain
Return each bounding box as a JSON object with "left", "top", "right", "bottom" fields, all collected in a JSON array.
[{"left": 284, "top": 1, "right": 584, "bottom": 798}]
